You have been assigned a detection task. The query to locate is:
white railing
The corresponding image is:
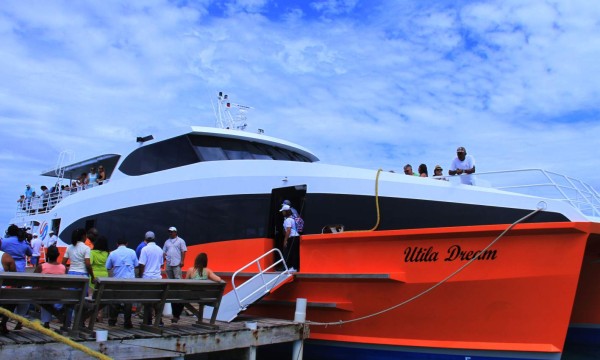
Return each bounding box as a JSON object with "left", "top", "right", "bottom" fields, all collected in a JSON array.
[
  {"left": 466, "top": 169, "right": 600, "bottom": 218},
  {"left": 231, "top": 248, "right": 289, "bottom": 311},
  {"left": 14, "top": 181, "right": 109, "bottom": 217}
]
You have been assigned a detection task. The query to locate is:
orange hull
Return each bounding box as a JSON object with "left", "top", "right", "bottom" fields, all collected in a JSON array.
[{"left": 185, "top": 222, "right": 595, "bottom": 356}]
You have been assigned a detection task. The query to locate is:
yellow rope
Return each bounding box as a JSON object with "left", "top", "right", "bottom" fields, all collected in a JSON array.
[
  {"left": 0, "top": 306, "right": 112, "bottom": 360},
  {"left": 345, "top": 168, "right": 383, "bottom": 233}
]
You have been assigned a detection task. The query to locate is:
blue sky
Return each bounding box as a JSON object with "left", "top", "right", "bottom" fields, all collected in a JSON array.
[{"left": 1, "top": 0, "right": 600, "bottom": 227}]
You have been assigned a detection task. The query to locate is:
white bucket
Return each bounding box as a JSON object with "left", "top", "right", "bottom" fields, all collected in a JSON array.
[
  {"left": 95, "top": 330, "right": 108, "bottom": 342},
  {"left": 163, "top": 302, "right": 172, "bottom": 316}
]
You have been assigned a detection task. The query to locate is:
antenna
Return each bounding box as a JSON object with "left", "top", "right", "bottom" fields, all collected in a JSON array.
[{"left": 214, "top": 92, "right": 253, "bottom": 130}]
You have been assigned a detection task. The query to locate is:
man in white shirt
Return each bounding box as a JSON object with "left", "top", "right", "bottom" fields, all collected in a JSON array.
[
  {"left": 138, "top": 230, "right": 164, "bottom": 325},
  {"left": 30, "top": 234, "right": 42, "bottom": 267},
  {"left": 163, "top": 226, "right": 187, "bottom": 279},
  {"left": 449, "top": 146, "right": 476, "bottom": 185}
]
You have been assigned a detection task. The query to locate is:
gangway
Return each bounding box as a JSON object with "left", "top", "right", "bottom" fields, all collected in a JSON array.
[{"left": 204, "top": 248, "right": 295, "bottom": 322}]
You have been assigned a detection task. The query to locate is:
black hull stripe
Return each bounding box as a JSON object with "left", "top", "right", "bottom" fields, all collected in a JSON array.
[{"left": 61, "top": 193, "right": 568, "bottom": 249}]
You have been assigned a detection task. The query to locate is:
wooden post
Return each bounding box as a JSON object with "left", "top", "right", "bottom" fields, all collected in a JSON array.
[
  {"left": 245, "top": 322, "right": 257, "bottom": 360},
  {"left": 292, "top": 298, "right": 307, "bottom": 360}
]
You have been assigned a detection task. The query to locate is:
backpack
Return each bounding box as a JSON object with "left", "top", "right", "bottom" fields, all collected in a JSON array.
[{"left": 293, "top": 215, "right": 304, "bottom": 233}]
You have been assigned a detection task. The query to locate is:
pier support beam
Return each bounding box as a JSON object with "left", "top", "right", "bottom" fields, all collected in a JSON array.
[
  {"left": 245, "top": 322, "right": 257, "bottom": 360},
  {"left": 292, "top": 298, "right": 307, "bottom": 360}
]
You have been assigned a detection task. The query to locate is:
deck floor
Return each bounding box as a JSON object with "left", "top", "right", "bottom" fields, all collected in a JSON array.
[{"left": 0, "top": 310, "right": 307, "bottom": 359}]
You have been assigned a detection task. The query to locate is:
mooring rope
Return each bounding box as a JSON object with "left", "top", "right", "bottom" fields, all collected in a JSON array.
[
  {"left": 0, "top": 307, "right": 112, "bottom": 360},
  {"left": 343, "top": 168, "right": 383, "bottom": 233},
  {"left": 308, "top": 202, "right": 546, "bottom": 326}
]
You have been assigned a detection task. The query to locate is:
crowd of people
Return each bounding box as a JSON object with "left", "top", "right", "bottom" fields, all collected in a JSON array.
[
  {"left": 399, "top": 146, "right": 476, "bottom": 184},
  {"left": 16, "top": 165, "right": 107, "bottom": 214},
  {"left": 0, "top": 224, "right": 221, "bottom": 333}
]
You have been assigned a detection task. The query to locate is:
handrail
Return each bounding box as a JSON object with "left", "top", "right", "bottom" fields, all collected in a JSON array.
[
  {"left": 231, "top": 248, "right": 289, "bottom": 311},
  {"left": 473, "top": 169, "right": 600, "bottom": 218}
]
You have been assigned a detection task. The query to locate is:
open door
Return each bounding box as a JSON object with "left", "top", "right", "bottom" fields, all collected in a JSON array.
[{"left": 269, "top": 185, "right": 307, "bottom": 257}]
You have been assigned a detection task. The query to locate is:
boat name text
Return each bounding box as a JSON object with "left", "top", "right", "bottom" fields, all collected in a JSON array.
[{"left": 403, "top": 245, "right": 497, "bottom": 263}]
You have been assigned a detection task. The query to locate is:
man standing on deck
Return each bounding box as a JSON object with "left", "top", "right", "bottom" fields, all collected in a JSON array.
[
  {"left": 449, "top": 146, "right": 476, "bottom": 185},
  {"left": 163, "top": 226, "right": 186, "bottom": 321},
  {"left": 138, "top": 230, "right": 163, "bottom": 325},
  {"left": 106, "top": 238, "right": 139, "bottom": 328}
]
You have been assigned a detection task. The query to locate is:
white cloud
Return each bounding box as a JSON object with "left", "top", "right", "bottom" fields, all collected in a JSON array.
[{"left": 0, "top": 0, "right": 599, "bottom": 226}]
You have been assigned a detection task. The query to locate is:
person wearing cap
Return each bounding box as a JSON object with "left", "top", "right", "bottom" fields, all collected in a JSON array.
[
  {"left": 136, "top": 231, "right": 153, "bottom": 259},
  {"left": 138, "top": 230, "right": 164, "bottom": 325},
  {"left": 282, "top": 199, "right": 299, "bottom": 218},
  {"left": 279, "top": 204, "right": 300, "bottom": 271},
  {"left": 449, "top": 146, "right": 476, "bottom": 185},
  {"left": 163, "top": 227, "right": 187, "bottom": 279},
  {"left": 45, "top": 230, "right": 57, "bottom": 247},
  {"left": 433, "top": 165, "right": 448, "bottom": 181},
  {"left": 164, "top": 227, "right": 187, "bottom": 321},
  {"left": 106, "top": 237, "right": 139, "bottom": 328},
  {"left": 24, "top": 184, "right": 33, "bottom": 211},
  {"left": 30, "top": 233, "right": 42, "bottom": 267}
]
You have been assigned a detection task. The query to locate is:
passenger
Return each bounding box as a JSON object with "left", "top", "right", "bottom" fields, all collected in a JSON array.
[
  {"left": 30, "top": 233, "right": 42, "bottom": 267},
  {"left": 85, "top": 227, "right": 98, "bottom": 249},
  {"left": 79, "top": 172, "right": 89, "bottom": 190},
  {"left": 17, "top": 195, "right": 25, "bottom": 211},
  {"left": 40, "top": 185, "right": 49, "bottom": 211},
  {"left": 89, "top": 236, "right": 110, "bottom": 314},
  {"left": 403, "top": 164, "right": 417, "bottom": 176},
  {"left": 1, "top": 225, "right": 32, "bottom": 328},
  {"left": 138, "top": 230, "right": 164, "bottom": 326},
  {"left": 171, "top": 252, "right": 222, "bottom": 324},
  {"left": 136, "top": 231, "right": 153, "bottom": 260},
  {"left": 61, "top": 228, "right": 95, "bottom": 330},
  {"left": 96, "top": 165, "right": 106, "bottom": 185},
  {"left": 163, "top": 226, "right": 187, "bottom": 320},
  {"left": 1, "top": 225, "right": 33, "bottom": 273},
  {"left": 34, "top": 245, "right": 66, "bottom": 328},
  {"left": 280, "top": 204, "right": 300, "bottom": 271},
  {"left": 133, "top": 231, "right": 153, "bottom": 319},
  {"left": 449, "top": 146, "right": 476, "bottom": 185},
  {"left": 282, "top": 199, "right": 304, "bottom": 234},
  {"left": 70, "top": 181, "right": 78, "bottom": 193},
  {"left": 418, "top": 164, "right": 428, "bottom": 177},
  {"left": 24, "top": 184, "right": 33, "bottom": 210},
  {"left": 163, "top": 227, "right": 187, "bottom": 279},
  {"left": 105, "top": 238, "right": 138, "bottom": 329},
  {"left": 0, "top": 249, "right": 17, "bottom": 334},
  {"left": 282, "top": 199, "right": 299, "bottom": 218},
  {"left": 88, "top": 167, "right": 98, "bottom": 188},
  {"left": 433, "top": 165, "right": 448, "bottom": 181}
]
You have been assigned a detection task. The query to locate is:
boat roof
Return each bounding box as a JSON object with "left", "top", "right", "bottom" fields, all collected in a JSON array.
[{"left": 40, "top": 154, "right": 120, "bottom": 179}]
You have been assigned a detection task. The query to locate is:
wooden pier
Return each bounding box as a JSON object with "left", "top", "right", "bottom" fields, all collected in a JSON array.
[{"left": 0, "top": 313, "right": 308, "bottom": 359}]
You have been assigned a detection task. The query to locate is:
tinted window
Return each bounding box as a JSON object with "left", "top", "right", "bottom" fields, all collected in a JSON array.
[
  {"left": 119, "top": 136, "right": 199, "bottom": 176},
  {"left": 190, "top": 135, "right": 312, "bottom": 162}
]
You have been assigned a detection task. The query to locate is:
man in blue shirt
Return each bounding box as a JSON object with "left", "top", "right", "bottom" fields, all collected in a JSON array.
[
  {"left": 1, "top": 225, "right": 32, "bottom": 272},
  {"left": 136, "top": 231, "right": 152, "bottom": 259},
  {"left": 105, "top": 237, "right": 139, "bottom": 328}
]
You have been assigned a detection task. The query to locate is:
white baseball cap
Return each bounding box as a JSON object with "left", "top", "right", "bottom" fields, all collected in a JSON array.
[{"left": 168, "top": 226, "right": 177, "bottom": 232}]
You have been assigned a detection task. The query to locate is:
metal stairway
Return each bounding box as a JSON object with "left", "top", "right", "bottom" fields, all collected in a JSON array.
[{"left": 204, "top": 249, "right": 295, "bottom": 322}]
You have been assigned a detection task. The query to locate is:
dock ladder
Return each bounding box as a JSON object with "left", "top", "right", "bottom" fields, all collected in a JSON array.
[{"left": 204, "top": 248, "right": 295, "bottom": 322}]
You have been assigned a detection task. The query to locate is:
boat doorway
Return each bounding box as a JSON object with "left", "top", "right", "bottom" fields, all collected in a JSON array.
[{"left": 269, "top": 185, "right": 306, "bottom": 263}]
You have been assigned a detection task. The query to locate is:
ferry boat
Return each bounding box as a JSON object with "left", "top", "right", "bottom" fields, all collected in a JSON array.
[{"left": 9, "top": 94, "right": 600, "bottom": 360}]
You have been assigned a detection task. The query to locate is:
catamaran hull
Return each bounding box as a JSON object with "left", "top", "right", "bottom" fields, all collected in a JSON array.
[{"left": 189, "top": 222, "right": 594, "bottom": 359}]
